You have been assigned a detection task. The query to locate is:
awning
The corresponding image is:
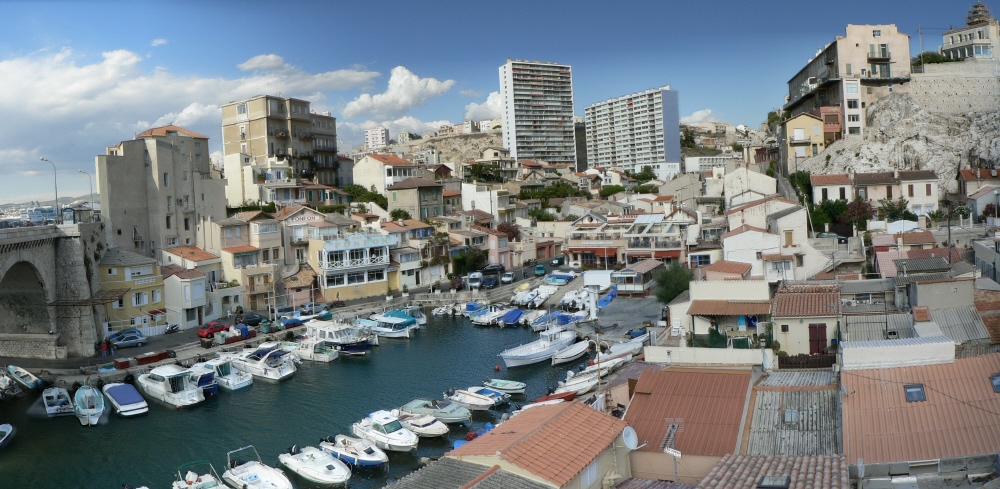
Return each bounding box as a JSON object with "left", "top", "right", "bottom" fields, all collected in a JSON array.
[
  {"left": 687, "top": 299, "right": 771, "bottom": 316},
  {"left": 147, "top": 308, "right": 166, "bottom": 316},
  {"left": 625, "top": 252, "right": 651, "bottom": 258},
  {"left": 654, "top": 250, "right": 681, "bottom": 259},
  {"left": 566, "top": 248, "right": 616, "bottom": 257}
]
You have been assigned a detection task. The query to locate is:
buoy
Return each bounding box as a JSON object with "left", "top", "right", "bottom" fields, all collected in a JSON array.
[{"left": 494, "top": 365, "right": 501, "bottom": 371}]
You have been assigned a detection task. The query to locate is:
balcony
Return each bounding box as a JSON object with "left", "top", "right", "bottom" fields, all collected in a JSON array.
[
  {"left": 291, "top": 236, "right": 309, "bottom": 245},
  {"left": 868, "top": 49, "right": 891, "bottom": 62},
  {"left": 627, "top": 239, "right": 683, "bottom": 249},
  {"left": 321, "top": 254, "right": 390, "bottom": 270},
  {"left": 275, "top": 131, "right": 288, "bottom": 138},
  {"left": 788, "top": 135, "right": 812, "bottom": 145}
]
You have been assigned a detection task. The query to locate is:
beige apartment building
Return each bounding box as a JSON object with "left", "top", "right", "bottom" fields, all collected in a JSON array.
[
  {"left": 204, "top": 214, "right": 285, "bottom": 311},
  {"left": 96, "top": 125, "right": 228, "bottom": 257},
  {"left": 387, "top": 177, "right": 444, "bottom": 220},
  {"left": 941, "top": 3, "right": 998, "bottom": 60}
]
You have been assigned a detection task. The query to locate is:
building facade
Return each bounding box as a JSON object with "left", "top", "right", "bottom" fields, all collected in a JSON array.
[
  {"left": 941, "top": 3, "right": 998, "bottom": 60},
  {"left": 308, "top": 231, "right": 400, "bottom": 301},
  {"left": 387, "top": 177, "right": 444, "bottom": 220},
  {"left": 364, "top": 127, "right": 390, "bottom": 151},
  {"left": 96, "top": 125, "right": 228, "bottom": 257},
  {"left": 499, "top": 58, "right": 577, "bottom": 165},
  {"left": 584, "top": 86, "right": 681, "bottom": 173},
  {"left": 352, "top": 154, "right": 418, "bottom": 195},
  {"left": 99, "top": 248, "right": 167, "bottom": 335}
]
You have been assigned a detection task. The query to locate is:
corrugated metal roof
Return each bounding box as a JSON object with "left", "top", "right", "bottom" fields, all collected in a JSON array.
[
  {"left": 697, "top": 454, "right": 850, "bottom": 489},
  {"left": 893, "top": 272, "right": 952, "bottom": 285},
  {"left": 624, "top": 368, "right": 751, "bottom": 457},
  {"left": 841, "top": 352, "right": 1000, "bottom": 464},
  {"left": 893, "top": 257, "right": 949, "bottom": 273},
  {"left": 758, "top": 371, "right": 835, "bottom": 387},
  {"left": 929, "top": 306, "right": 990, "bottom": 344},
  {"left": 841, "top": 303, "right": 900, "bottom": 315},
  {"left": 840, "top": 278, "right": 894, "bottom": 294},
  {"left": 841, "top": 334, "right": 953, "bottom": 350},
  {"left": 626, "top": 259, "right": 665, "bottom": 275},
  {"left": 842, "top": 314, "right": 915, "bottom": 342},
  {"left": 745, "top": 389, "right": 841, "bottom": 456},
  {"left": 687, "top": 300, "right": 771, "bottom": 316}
]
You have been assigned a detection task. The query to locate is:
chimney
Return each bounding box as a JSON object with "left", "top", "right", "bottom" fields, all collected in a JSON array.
[{"left": 397, "top": 219, "right": 404, "bottom": 226}]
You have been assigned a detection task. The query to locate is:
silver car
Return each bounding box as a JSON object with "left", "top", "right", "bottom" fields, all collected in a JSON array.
[
  {"left": 300, "top": 302, "right": 329, "bottom": 314},
  {"left": 112, "top": 333, "right": 147, "bottom": 349}
]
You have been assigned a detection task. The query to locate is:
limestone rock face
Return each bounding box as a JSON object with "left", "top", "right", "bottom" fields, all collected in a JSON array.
[
  {"left": 797, "top": 92, "right": 1000, "bottom": 194},
  {"left": 395, "top": 132, "right": 503, "bottom": 165}
]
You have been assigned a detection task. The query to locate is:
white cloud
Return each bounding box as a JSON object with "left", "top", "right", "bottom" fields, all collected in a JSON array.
[
  {"left": 343, "top": 66, "right": 455, "bottom": 120},
  {"left": 150, "top": 38, "right": 168, "bottom": 47},
  {"left": 152, "top": 103, "right": 221, "bottom": 128},
  {"left": 464, "top": 91, "right": 502, "bottom": 120},
  {"left": 237, "top": 54, "right": 285, "bottom": 72},
  {"left": 459, "top": 89, "right": 481, "bottom": 97},
  {"left": 680, "top": 109, "right": 716, "bottom": 125},
  {"left": 20, "top": 170, "right": 40, "bottom": 177}
]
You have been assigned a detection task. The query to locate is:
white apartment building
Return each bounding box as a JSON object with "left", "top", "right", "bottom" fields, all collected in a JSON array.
[
  {"left": 462, "top": 182, "right": 516, "bottom": 224},
  {"left": 584, "top": 86, "right": 681, "bottom": 173},
  {"left": 96, "top": 125, "right": 228, "bottom": 257},
  {"left": 352, "top": 154, "right": 418, "bottom": 195},
  {"left": 941, "top": 3, "right": 998, "bottom": 59},
  {"left": 365, "top": 127, "right": 390, "bottom": 151},
  {"left": 499, "top": 59, "right": 577, "bottom": 165}
]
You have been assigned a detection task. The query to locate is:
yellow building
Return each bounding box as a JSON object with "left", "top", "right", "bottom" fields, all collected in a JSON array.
[
  {"left": 99, "top": 247, "right": 167, "bottom": 336},
  {"left": 783, "top": 112, "right": 825, "bottom": 172}
]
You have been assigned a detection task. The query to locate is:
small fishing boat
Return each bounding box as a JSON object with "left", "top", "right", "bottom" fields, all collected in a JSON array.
[
  {"left": 74, "top": 384, "right": 105, "bottom": 426},
  {"left": 445, "top": 389, "right": 495, "bottom": 411},
  {"left": 194, "top": 357, "right": 253, "bottom": 391},
  {"left": 185, "top": 366, "right": 218, "bottom": 397},
  {"left": 552, "top": 341, "right": 590, "bottom": 366},
  {"left": 222, "top": 445, "right": 291, "bottom": 489},
  {"left": 471, "top": 306, "right": 515, "bottom": 326},
  {"left": 466, "top": 386, "right": 511, "bottom": 406},
  {"left": 318, "top": 435, "right": 388, "bottom": 468},
  {"left": 431, "top": 304, "right": 455, "bottom": 316},
  {"left": 171, "top": 461, "right": 222, "bottom": 489},
  {"left": 543, "top": 276, "right": 568, "bottom": 286},
  {"left": 500, "top": 327, "right": 578, "bottom": 367},
  {"left": 531, "top": 286, "right": 559, "bottom": 308},
  {"left": 462, "top": 302, "right": 487, "bottom": 317},
  {"left": 530, "top": 311, "right": 561, "bottom": 331},
  {"left": 397, "top": 398, "right": 471, "bottom": 424},
  {"left": 308, "top": 323, "right": 372, "bottom": 355},
  {"left": 595, "top": 334, "right": 648, "bottom": 362},
  {"left": 483, "top": 378, "right": 526, "bottom": 395},
  {"left": 288, "top": 338, "right": 339, "bottom": 362},
  {"left": 579, "top": 354, "right": 633, "bottom": 377},
  {"left": 390, "top": 409, "right": 450, "bottom": 437},
  {"left": 391, "top": 306, "right": 427, "bottom": 326},
  {"left": 7, "top": 365, "right": 42, "bottom": 391},
  {"left": 42, "top": 386, "right": 74, "bottom": 417},
  {"left": 534, "top": 391, "right": 577, "bottom": 403},
  {"left": 359, "top": 316, "right": 415, "bottom": 338},
  {"left": 278, "top": 445, "right": 351, "bottom": 487},
  {"left": 351, "top": 410, "right": 419, "bottom": 452},
  {"left": 228, "top": 342, "right": 297, "bottom": 381},
  {"left": 0, "top": 423, "right": 15, "bottom": 450},
  {"left": 102, "top": 382, "right": 148, "bottom": 417},
  {"left": 554, "top": 372, "right": 600, "bottom": 396},
  {"left": 137, "top": 365, "right": 205, "bottom": 408}
]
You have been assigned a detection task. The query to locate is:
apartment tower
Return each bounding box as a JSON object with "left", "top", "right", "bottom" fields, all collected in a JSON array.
[
  {"left": 365, "top": 127, "right": 390, "bottom": 151},
  {"left": 499, "top": 59, "right": 577, "bottom": 165},
  {"left": 584, "top": 86, "right": 681, "bottom": 172}
]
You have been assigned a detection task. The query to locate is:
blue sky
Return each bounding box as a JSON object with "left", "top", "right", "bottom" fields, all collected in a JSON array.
[{"left": 0, "top": 0, "right": 977, "bottom": 204}]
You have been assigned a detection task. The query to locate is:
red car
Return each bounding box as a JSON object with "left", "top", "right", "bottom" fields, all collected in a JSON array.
[{"left": 197, "top": 321, "right": 227, "bottom": 338}]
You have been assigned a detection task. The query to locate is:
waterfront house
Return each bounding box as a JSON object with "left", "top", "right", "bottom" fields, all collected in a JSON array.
[
  {"left": 352, "top": 154, "right": 417, "bottom": 195},
  {"left": 682, "top": 280, "right": 771, "bottom": 339},
  {"left": 307, "top": 230, "right": 399, "bottom": 301},
  {"left": 161, "top": 245, "right": 242, "bottom": 321},
  {"left": 161, "top": 264, "right": 207, "bottom": 331},
  {"left": 100, "top": 248, "right": 167, "bottom": 335},
  {"left": 387, "top": 177, "right": 444, "bottom": 220},
  {"left": 610, "top": 259, "right": 664, "bottom": 296},
  {"left": 770, "top": 284, "right": 841, "bottom": 355},
  {"left": 701, "top": 260, "right": 752, "bottom": 280},
  {"left": 810, "top": 173, "right": 853, "bottom": 205}
]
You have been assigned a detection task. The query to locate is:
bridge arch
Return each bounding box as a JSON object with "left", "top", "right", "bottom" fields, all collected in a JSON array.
[{"left": 0, "top": 257, "right": 53, "bottom": 335}]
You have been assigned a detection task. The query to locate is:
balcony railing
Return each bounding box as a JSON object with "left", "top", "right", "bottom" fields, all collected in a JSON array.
[
  {"left": 291, "top": 236, "right": 309, "bottom": 245},
  {"left": 868, "top": 49, "right": 891, "bottom": 61},
  {"left": 627, "top": 239, "right": 682, "bottom": 249},
  {"left": 321, "top": 255, "right": 390, "bottom": 270},
  {"left": 788, "top": 136, "right": 812, "bottom": 145},
  {"left": 133, "top": 276, "right": 156, "bottom": 285}
]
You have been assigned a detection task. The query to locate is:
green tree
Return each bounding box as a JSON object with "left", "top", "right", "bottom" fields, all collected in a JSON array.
[
  {"left": 343, "top": 183, "right": 388, "bottom": 210},
  {"left": 811, "top": 208, "right": 831, "bottom": 231},
  {"left": 731, "top": 142, "right": 744, "bottom": 153},
  {"left": 497, "top": 222, "right": 520, "bottom": 241},
  {"left": 983, "top": 204, "right": 997, "bottom": 221},
  {"left": 654, "top": 264, "right": 694, "bottom": 304},
  {"left": 818, "top": 199, "right": 849, "bottom": 224},
  {"left": 845, "top": 198, "right": 875, "bottom": 230},
  {"left": 390, "top": 209, "right": 412, "bottom": 221},
  {"left": 452, "top": 247, "right": 487, "bottom": 275},
  {"left": 926, "top": 209, "right": 945, "bottom": 227},
  {"left": 788, "top": 171, "right": 812, "bottom": 201},
  {"left": 627, "top": 166, "right": 657, "bottom": 182},
  {"left": 878, "top": 197, "right": 917, "bottom": 221},
  {"left": 911, "top": 50, "right": 959, "bottom": 68},
  {"left": 465, "top": 163, "right": 502, "bottom": 182},
  {"left": 681, "top": 126, "right": 696, "bottom": 148},
  {"left": 563, "top": 214, "right": 580, "bottom": 222},
  {"left": 519, "top": 181, "right": 591, "bottom": 205},
  {"left": 528, "top": 207, "right": 557, "bottom": 221},
  {"left": 599, "top": 185, "right": 626, "bottom": 198},
  {"left": 317, "top": 204, "right": 346, "bottom": 214},
  {"left": 633, "top": 183, "right": 660, "bottom": 194}
]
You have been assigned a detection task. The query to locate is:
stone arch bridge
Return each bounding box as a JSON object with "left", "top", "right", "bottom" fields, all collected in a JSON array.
[{"left": 0, "top": 223, "right": 111, "bottom": 359}]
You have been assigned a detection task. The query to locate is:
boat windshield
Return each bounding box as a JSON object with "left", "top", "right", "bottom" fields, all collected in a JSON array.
[
  {"left": 167, "top": 375, "right": 187, "bottom": 393},
  {"left": 381, "top": 420, "right": 404, "bottom": 434},
  {"left": 215, "top": 363, "right": 231, "bottom": 377}
]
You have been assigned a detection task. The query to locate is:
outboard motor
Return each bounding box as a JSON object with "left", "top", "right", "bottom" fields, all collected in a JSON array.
[
  {"left": 70, "top": 381, "right": 81, "bottom": 395},
  {"left": 445, "top": 388, "right": 455, "bottom": 397},
  {"left": 288, "top": 445, "right": 300, "bottom": 455},
  {"left": 123, "top": 373, "right": 136, "bottom": 385}
]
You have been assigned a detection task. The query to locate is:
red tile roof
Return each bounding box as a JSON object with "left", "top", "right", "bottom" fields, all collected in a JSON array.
[
  {"left": 959, "top": 168, "right": 1000, "bottom": 181},
  {"left": 135, "top": 124, "right": 208, "bottom": 139},
  {"left": 382, "top": 219, "right": 433, "bottom": 232},
  {"left": 447, "top": 402, "right": 627, "bottom": 487},
  {"left": 720, "top": 224, "right": 770, "bottom": 241},
  {"left": 443, "top": 190, "right": 461, "bottom": 197},
  {"left": 698, "top": 454, "right": 850, "bottom": 489},
  {"left": 386, "top": 177, "right": 442, "bottom": 190},
  {"left": 810, "top": 174, "right": 853, "bottom": 186},
  {"left": 687, "top": 300, "right": 772, "bottom": 316},
  {"left": 221, "top": 245, "right": 259, "bottom": 254},
  {"left": 726, "top": 196, "right": 798, "bottom": 215},
  {"left": 366, "top": 154, "right": 415, "bottom": 166},
  {"left": 841, "top": 353, "right": 1000, "bottom": 464},
  {"left": 161, "top": 264, "right": 205, "bottom": 280},
  {"left": 653, "top": 195, "right": 674, "bottom": 202},
  {"left": 772, "top": 285, "right": 840, "bottom": 317},
  {"left": 624, "top": 368, "right": 752, "bottom": 456},
  {"left": 900, "top": 231, "right": 936, "bottom": 245},
  {"left": 703, "top": 260, "right": 752, "bottom": 275},
  {"left": 162, "top": 246, "right": 219, "bottom": 262}
]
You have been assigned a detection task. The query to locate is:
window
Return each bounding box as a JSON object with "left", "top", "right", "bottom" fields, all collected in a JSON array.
[
  {"left": 184, "top": 218, "right": 190, "bottom": 231},
  {"left": 273, "top": 247, "right": 280, "bottom": 260},
  {"left": 839, "top": 187, "right": 847, "bottom": 200},
  {"left": 813, "top": 124, "right": 819, "bottom": 136},
  {"left": 152, "top": 289, "right": 161, "bottom": 303},
  {"left": 237, "top": 103, "right": 247, "bottom": 115},
  {"left": 327, "top": 273, "right": 345, "bottom": 287},
  {"left": 347, "top": 272, "right": 365, "bottom": 284},
  {"left": 904, "top": 384, "right": 926, "bottom": 402},
  {"left": 166, "top": 216, "right": 172, "bottom": 229},
  {"left": 926, "top": 183, "right": 932, "bottom": 196},
  {"left": 908, "top": 184, "right": 914, "bottom": 197},
  {"left": 847, "top": 100, "right": 859, "bottom": 109},
  {"left": 772, "top": 261, "right": 792, "bottom": 271},
  {"left": 132, "top": 291, "right": 149, "bottom": 307},
  {"left": 848, "top": 115, "right": 860, "bottom": 122},
  {"left": 846, "top": 82, "right": 858, "bottom": 94},
  {"left": 580, "top": 460, "right": 599, "bottom": 488},
  {"left": 183, "top": 171, "right": 189, "bottom": 181},
  {"left": 108, "top": 268, "right": 117, "bottom": 276},
  {"left": 991, "top": 374, "right": 1000, "bottom": 393},
  {"left": 873, "top": 29, "right": 881, "bottom": 37},
  {"left": 781, "top": 324, "right": 789, "bottom": 333},
  {"left": 848, "top": 127, "right": 861, "bottom": 135},
  {"left": 262, "top": 249, "right": 270, "bottom": 262},
  {"left": 225, "top": 228, "right": 233, "bottom": 239},
  {"left": 163, "top": 172, "right": 170, "bottom": 187},
  {"left": 812, "top": 144, "right": 818, "bottom": 156},
  {"left": 886, "top": 186, "right": 893, "bottom": 199},
  {"left": 112, "top": 298, "right": 123, "bottom": 309},
  {"left": 367, "top": 269, "right": 385, "bottom": 281},
  {"left": 758, "top": 475, "right": 791, "bottom": 489}
]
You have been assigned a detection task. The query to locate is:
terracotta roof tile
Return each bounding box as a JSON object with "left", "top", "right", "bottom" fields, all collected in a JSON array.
[
  {"left": 386, "top": 177, "right": 442, "bottom": 190},
  {"left": 221, "top": 245, "right": 259, "bottom": 254},
  {"left": 810, "top": 174, "right": 852, "bottom": 186},
  {"left": 135, "top": 124, "right": 208, "bottom": 139},
  {"left": 762, "top": 253, "right": 795, "bottom": 262},
  {"left": 772, "top": 285, "right": 840, "bottom": 317},
  {"left": 703, "top": 260, "right": 752, "bottom": 275},
  {"left": 698, "top": 454, "right": 849, "bottom": 489},
  {"left": 446, "top": 402, "right": 627, "bottom": 487},
  {"left": 959, "top": 168, "right": 1000, "bottom": 181},
  {"left": 382, "top": 219, "right": 433, "bottom": 232},
  {"left": 161, "top": 264, "right": 205, "bottom": 280},
  {"left": 162, "top": 246, "right": 219, "bottom": 262},
  {"left": 624, "top": 368, "right": 751, "bottom": 456},
  {"left": 443, "top": 190, "right": 461, "bottom": 197},
  {"left": 871, "top": 234, "right": 898, "bottom": 247},
  {"left": 726, "top": 196, "right": 798, "bottom": 215},
  {"left": 366, "top": 153, "right": 415, "bottom": 166},
  {"left": 653, "top": 195, "right": 674, "bottom": 202},
  {"left": 900, "top": 231, "right": 936, "bottom": 245},
  {"left": 720, "top": 224, "right": 770, "bottom": 241},
  {"left": 841, "top": 353, "right": 1000, "bottom": 464},
  {"left": 687, "top": 300, "right": 771, "bottom": 316}
]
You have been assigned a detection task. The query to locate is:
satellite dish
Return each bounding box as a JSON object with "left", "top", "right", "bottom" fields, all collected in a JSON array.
[{"left": 622, "top": 426, "right": 638, "bottom": 450}]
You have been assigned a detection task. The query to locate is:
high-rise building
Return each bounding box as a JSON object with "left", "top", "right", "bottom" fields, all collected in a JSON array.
[
  {"left": 574, "top": 116, "right": 587, "bottom": 172},
  {"left": 499, "top": 59, "right": 576, "bottom": 165},
  {"left": 584, "top": 86, "right": 681, "bottom": 174},
  {"left": 96, "top": 125, "right": 228, "bottom": 257},
  {"left": 365, "top": 127, "right": 390, "bottom": 151}
]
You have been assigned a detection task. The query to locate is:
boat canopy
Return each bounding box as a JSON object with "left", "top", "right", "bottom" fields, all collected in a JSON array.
[
  {"left": 466, "top": 302, "right": 484, "bottom": 312},
  {"left": 106, "top": 384, "right": 144, "bottom": 405},
  {"left": 380, "top": 311, "right": 417, "bottom": 325},
  {"left": 500, "top": 309, "right": 524, "bottom": 323}
]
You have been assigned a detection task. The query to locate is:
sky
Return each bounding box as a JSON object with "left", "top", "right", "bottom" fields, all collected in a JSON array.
[{"left": 0, "top": 0, "right": 976, "bottom": 204}]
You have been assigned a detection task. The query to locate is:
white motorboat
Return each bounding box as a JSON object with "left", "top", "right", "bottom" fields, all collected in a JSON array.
[
  {"left": 223, "top": 445, "right": 291, "bottom": 489},
  {"left": 578, "top": 354, "right": 632, "bottom": 377},
  {"left": 228, "top": 342, "right": 297, "bottom": 381},
  {"left": 307, "top": 321, "right": 373, "bottom": 355},
  {"left": 530, "top": 286, "right": 559, "bottom": 308},
  {"left": 318, "top": 435, "right": 388, "bottom": 468},
  {"left": 554, "top": 372, "right": 600, "bottom": 396},
  {"left": 389, "top": 409, "right": 450, "bottom": 437},
  {"left": 102, "top": 382, "right": 148, "bottom": 417},
  {"left": 500, "top": 327, "right": 578, "bottom": 368},
  {"left": 42, "top": 386, "right": 74, "bottom": 417},
  {"left": 595, "top": 334, "right": 648, "bottom": 362},
  {"left": 466, "top": 386, "right": 511, "bottom": 406},
  {"left": 397, "top": 305, "right": 427, "bottom": 325},
  {"left": 73, "top": 384, "right": 105, "bottom": 426},
  {"left": 171, "top": 461, "right": 222, "bottom": 489},
  {"left": 351, "top": 410, "right": 419, "bottom": 452},
  {"left": 552, "top": 341, "right": 590, "bottom": 366},
  {"left": 483, "top": 378, "right": 526, "bottom": 395},
  {"left": 288, "top": 338, "right": 339, "bottom": 362},
  {"left": 471, "top": 307, "right": 515, "bottom": 326},
  {"left": 397, "top": 398, "right": 472, "bottom": 424},
  {"left": 195, "top": 357, "right": 253, "bottom": 391},
  {"left": 445, "top": 389, "right": 495, "bottom": 411},
  {"left": 0, "top": 423, "right": 15, "bottom": 450},
  {"left": 278, "top": 445, "right": 351, "bottom": 487},
  {"left": 137, "top": 365, "right": 205, "bottom": 408},
  {"left": 519, "top": 310, "right": 545, "bottom": 327},
  {"left": 359, "top": 316, "right": 415, "bottom": 338}
]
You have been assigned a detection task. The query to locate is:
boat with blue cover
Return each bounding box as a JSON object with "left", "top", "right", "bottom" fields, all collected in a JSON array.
[
  {"left": 497, "top": 309, "right": 525, "bottom": 328},
  {"left": 102, "top": 382, "right": 149, "bottom": 417},
  {"left": 185, "top": 366, "right": 218, "bottom": 397},
  {"left": 391, "top": 306, "right": 426, "bottom": 325},
  {"left": 530, "top": 311, "right": 562, "bottom": 331},
  {"left": 318, "top": 435, "right": 388, "bottom": 468}
]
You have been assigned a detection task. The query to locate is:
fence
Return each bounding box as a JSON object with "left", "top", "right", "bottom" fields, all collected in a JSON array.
[{"left": 777, "top": 353, "right": 836, "bottom": 369}]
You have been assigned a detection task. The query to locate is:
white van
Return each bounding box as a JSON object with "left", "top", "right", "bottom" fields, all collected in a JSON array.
[{"left": 467, "top": 272, "right": 484, "bottom": 289}]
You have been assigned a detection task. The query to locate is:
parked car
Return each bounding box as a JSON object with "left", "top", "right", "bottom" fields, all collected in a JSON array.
[
  {"left": 483, "top": 275, "right": 499, "bottom": 289},
  {"left": 108, "top": 328, "right": 142, "bottom": 341},
  {"left": 816, "top": 232, "right": 849, "bottom": 244},
  {"left": 501, "top": 272, "right": 515, "bottom": 284},
  {"left": 452, "top": 276, "right": 465, "bottom": 291},
  {"left": 197, "top": 321, "right": 227, "bottom": 338},
  {"left": 535, "top": 264, "right": 547, "bottom": 276},
  {"left": 550, "top": 256, "right": 565, "bottom": 266},
  {"left": 272, "top": 305, "right": 295, "bottom": 318},
  {"left": 481, "top": 264, "right": 506, "bottom": 275},
  {"left": 237, "top": 313, "right": 266, "bottom": 326},
  {"left": 112, "top": 333, "right": 147, "bottom": 349},
  {"left": 300, "top": 302, "right": 329, "bottom": 314}
]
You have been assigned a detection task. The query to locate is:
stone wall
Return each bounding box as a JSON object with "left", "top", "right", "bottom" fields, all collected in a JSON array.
[{"left": 908, "top": 60, "right": 1000, "bottom": 115}]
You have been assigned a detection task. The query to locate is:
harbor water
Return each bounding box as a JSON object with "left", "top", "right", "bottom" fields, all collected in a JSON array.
[{"left": 0, "top": 312, "right": 594, "bottom": 488}]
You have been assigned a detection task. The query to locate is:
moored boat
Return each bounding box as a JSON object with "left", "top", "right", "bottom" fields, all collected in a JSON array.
[
  {"left": 351, "top": 410, "right": 419, "bottom": 452},
  {"left": 389, "top": 409, "right": 450, "bottom": 437},
  {"left": 534, "top": 391, "right": 577, "bottom": 403},
  {"left": 222, "top": 445, "right": 291, "bottom": 489},
  {"left": 227, "top": 342, "right": 297, "bottom": 381},
  {"left": 73, "top": 384, "right": 105, "bottom": 426},
  {"left": 483, "top": 378, "right": 526, "bottom": 395},
  {"left": 554, "top": 372, "right": 600, "bottom": 396},
  {"left": 445, "top": 389, "right": 495, "bottom": 411},
  {"left": 185, "top": 366, "right": 218, "bottom": 397},
  {"left": 0, "top": 423, "right": 15, "bottom": 450},
  {"left": 278, "top": 445, "right": 351, "bottom": 487},
  {"left": 194, "top": 357, "right": 252, "bottom": 391},
  {"left": 287, "top": 337, "right": 339, "bottom": 362},
  {"left": 552, "top": 340, "right": 590, "bottom": 366},
  {"left": 7, "top": 365, "right": 42, "bottom": 391},
  {"left": 171, "top": 460, "right": 222, "bottom": 489},
  {"left": 466, "top": 386, "right": 511, "bottom": 406},
  {"left": 318, "top": 435, "right": 388, "bottom": 468},
  {"left": 359, "top": 316, "right": 415, "bottom": 338},
  {"left": 42, "top": 386, "right": 74, "bottom": 417},
  {"left": 307, "top": 322, "right": 372, "bottom": 355},
  {"left": 499, "top": 327, "right": 578, "bottom": 368},
  {"left": 397, "top": 398, "right": 471, "bottom": 424},
  {"left": 102, "top": 382, "right": 148, "bottom": 417},
  {"left": 137, "top": 365, "right": 205, "bottom": 408}
]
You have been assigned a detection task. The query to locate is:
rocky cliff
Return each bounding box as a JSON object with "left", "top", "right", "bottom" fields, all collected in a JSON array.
[{"left": 395, "top": 131, "right": 503, "bottom": 164}]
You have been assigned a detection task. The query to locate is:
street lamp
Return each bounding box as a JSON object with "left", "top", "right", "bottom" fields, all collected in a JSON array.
[
  {"left": 994, "top": 189, "right": 998, "bottom": 227},
  {"left": 39, "top": 157, "right": 60, "bottom": 224},
  {"left": 79, "top": 169, "right": 94, "bottom": 221}
]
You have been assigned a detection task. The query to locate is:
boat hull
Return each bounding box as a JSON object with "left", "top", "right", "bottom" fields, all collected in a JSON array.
[
  {"left": 318, "top": 437, "right": 387, "bottom": 467},
  {"left": 74, "top": 386, "right": 105, "bottom": 426},
  {"left": 7, "top": 366, "right": 42, "bottom": 391},
  {"left": 552, "top": 342, "right": 590, "bottom": 366},
  {"left": 483, "top": 379, "right": 526, "bottom": 395},
  {"left": 217, "top": 374, "right": 253, "bottom": 391},
  {"left": 331, "top": 340, "right": 370, "bottom": 356},
  {"left": 222, "top": 462, "right": 291, "bottom": 489},
  {"left": 500, "top": 335, "right": 577, "bottom": 368},
  {"left": 102, "top": 383, "right": 148, "bottom": 417},
  {"left": 0, "top": 424, "right": 15, "bottom": 451},
  {"left": 278, "top": 447, "right": 350, "bottom": 487}
]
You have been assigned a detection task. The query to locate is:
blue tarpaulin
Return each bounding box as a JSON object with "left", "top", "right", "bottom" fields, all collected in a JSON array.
[{"left": 499, "top": 309, "right": 524, "bottom": 324}]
